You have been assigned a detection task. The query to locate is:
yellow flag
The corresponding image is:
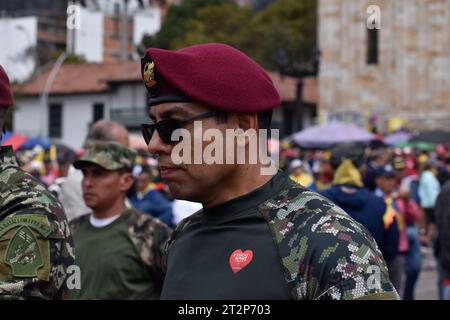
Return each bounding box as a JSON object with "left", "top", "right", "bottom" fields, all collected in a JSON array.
[{"left": 50, "top": 144, "right": 57, "bottom": 161}]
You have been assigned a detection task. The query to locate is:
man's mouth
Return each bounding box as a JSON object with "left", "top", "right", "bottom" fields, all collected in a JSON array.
[
  {"left": 83, "top": 192, "right": 96, "bottom": 198},
  {"left": 159, "top": 165, "right": 182, "bottom": 178}
]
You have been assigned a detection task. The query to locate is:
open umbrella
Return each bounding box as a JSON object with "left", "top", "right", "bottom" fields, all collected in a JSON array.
[
  {"left": 292, "top": 122, "right": 374, "bottom": 149},
  {"left": 395, "top": 141, "right": 436, "bottom": 151},
  {"left": 18, "top": 137, "right": 51, "bottom": 150},
  {"left": 384, "top": 131, "right": 411, "bottom": 146},
  {"left": 1, "top": 133, "right": 28, "bottom": 151}
]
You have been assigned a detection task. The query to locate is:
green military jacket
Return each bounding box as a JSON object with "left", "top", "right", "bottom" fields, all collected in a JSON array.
[
  {"left": 69, "top": 208, "right": 171, "bottom": 299},
  {"left": 163, "top": 170, "right": 399, "bottom": 300},
  {"left": 0, "top": 145, "right": 75, "bottom": 299}
]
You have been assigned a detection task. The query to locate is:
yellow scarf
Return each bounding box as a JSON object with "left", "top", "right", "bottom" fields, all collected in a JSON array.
[{"left": 332, "top": 159, "right": 364, "bottom": 187}]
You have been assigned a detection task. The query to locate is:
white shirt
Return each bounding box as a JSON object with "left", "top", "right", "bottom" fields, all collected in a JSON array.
[{"left": 89, "top": 213, "right": 121, "bottom": 228}]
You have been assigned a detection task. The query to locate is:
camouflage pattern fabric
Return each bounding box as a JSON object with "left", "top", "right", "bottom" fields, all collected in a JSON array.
[
  {"left": 0, "top": 146, "right": 75, "bottom": 299},
  {"left": 165, "top": 174, "right": 399, "bottom": 300},
  {"left": 73, "top": 140, "right": 137, "bottom": 170},
  {"left": 258, "top": 178, "right": 399, "bottom": 300},
  {"left": 70, "top": 208, "right": 171, "bottom": 283}
]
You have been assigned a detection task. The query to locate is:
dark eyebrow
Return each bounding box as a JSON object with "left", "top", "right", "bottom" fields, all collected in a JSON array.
[
  {"left": 150, "top": 106, "right": 193, "bottom": 120},
  {"left": 148, "top": 110, "right": 156, "bottom": 121}
]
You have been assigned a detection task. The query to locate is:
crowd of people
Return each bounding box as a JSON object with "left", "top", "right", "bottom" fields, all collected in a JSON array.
[{"left": 280, "top": 140, "right": 450, "bottom": 300}]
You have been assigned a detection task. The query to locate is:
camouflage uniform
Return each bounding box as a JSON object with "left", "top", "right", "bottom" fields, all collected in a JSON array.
[
  {"left": 163, "top": 171, "right": 399, "bottom": 300},
  {"left": 69, "top": 141, "right": 171, "bottom": 299},
  {"left": 0, "top": 145, "right": 75, "bottom": 299}
]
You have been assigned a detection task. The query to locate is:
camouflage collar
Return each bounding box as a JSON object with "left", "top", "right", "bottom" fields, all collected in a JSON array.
[{"left": 0, "top": 145, "right": 18, "bottom": 167}]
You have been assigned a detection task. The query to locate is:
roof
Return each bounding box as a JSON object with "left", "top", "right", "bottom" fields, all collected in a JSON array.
[
  {"left": 16, "top": 61, "right": 142, "bottom": 96},
  {"left": 16, "top": 61, "right": 317, "bottom": 104}
]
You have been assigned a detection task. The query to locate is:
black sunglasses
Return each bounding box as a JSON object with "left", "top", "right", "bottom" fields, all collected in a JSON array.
[{"left": 141, "top": 111, "right": 218, "bottom": 145}]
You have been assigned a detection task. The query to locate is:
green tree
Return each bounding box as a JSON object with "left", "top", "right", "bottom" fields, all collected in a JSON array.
[
  {"left": 240, "top": 0, "right": 317, "bottom": 70},
  {"left": 172, "top": 2, "right": 252, "bottom": 49},
  {"left": 141, "top": 0, "right": 232, "bottom": 50},
  {"left": 140, "top": 0, "right": 317, "bottom": 70}
]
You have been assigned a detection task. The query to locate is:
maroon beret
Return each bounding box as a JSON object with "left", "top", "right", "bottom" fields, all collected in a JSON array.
[
  {"left": 141, "top": 43, "right": 281, "bottom": 113},
  {"left": 0, "top": 65, "right": 14, "bottom": 108}
]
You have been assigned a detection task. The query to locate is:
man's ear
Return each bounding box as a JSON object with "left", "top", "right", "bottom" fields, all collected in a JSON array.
[
  {"left": 120, "top": 172, "right": 135, "bottom": 193},
  {"left": 234, "top": 113, "right": 258, "bottom": 148},
  {"left": 236, "top": 113, "right": 258, "bottom": 132}
]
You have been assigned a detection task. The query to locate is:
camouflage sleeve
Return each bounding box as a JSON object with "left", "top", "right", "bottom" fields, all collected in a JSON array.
[
  {"left": 259, "top": 186, "right": 399, "bottom": 300},
  {"left": 0, "top": 168, "right": 75, "bottom": 300},
  {"left": 126, "top": 210, "right": 172, "bottom": 283}
]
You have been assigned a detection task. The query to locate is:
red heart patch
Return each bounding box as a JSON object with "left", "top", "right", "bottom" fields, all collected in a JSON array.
[{"left": 229, "top": 249, "right": 253, "bottom": 274}]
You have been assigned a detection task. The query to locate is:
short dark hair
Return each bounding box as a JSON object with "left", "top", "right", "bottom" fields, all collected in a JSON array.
[{"left": 257, "top": 110, "right": 273, "bottom": 130}]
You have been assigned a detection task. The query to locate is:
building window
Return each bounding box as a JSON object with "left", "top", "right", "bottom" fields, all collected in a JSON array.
[
  {"left": 367, "top": 29, "right": 378, "bottom": 65},
  {"left": 48, "top": 103, "right": 62, "bottom": 138},
  {"left": 93, "top": 103, "right": 104, "bottom": 122}
]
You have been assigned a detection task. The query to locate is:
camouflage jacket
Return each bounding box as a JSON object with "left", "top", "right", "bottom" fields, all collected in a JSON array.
[
  {"left": 0, "top": 146, "right": 75, "bottom": 299},
  {"left": 165, "top": 171, "right": 399, "bottom": 300},
  {"left": 70, "top": 208, "right": 171, "bottom": 283}
]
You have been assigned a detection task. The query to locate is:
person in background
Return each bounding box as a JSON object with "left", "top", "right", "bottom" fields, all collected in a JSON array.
[
  {"left": 435, "top": 179, "right": 450, "bottom": 300},
  {"left": 69, "top": 141, "right": 171, "bottom": 299},
  {"left": 392, "top": 157, "right": 423, "bottom": 300},
  {"left": 375, "top": 165, "right": 421, "bottom": 297},
  {"left": 0, "top": 65, "right": 74, "bottom": 299},
  {"left": 49, "top": 149, "right": 77, "bottom": 199},
  {"left": 321, "top": 143, "right": 399, "bottom": 264},
  {"left": 129, "top": 166, "right": 174, "bottom": 228},
  {"left": 57, "top": 119, "right": 130, "bottom": 222},
  {"left": 400, "top": 179, "right": 423, "bottom": 300},
  {"left": 364, "top": 149, "right": 387, "bottom": 192},
  {"left": 289, "top": 159, "right": 313, "bottom": 188},
  {"left": 418, "top": 160, "right": 441, "bottom": 244}
]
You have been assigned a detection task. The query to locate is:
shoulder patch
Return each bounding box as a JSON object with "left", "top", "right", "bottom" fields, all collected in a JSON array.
[
  {"left": 5, "top": 226, "right": 44, "bottom": 277},
  {"left": 0, "top": 214, "right": 52, "bottom": 281}
]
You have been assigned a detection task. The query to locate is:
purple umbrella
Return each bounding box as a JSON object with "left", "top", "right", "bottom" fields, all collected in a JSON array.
[
  {"left": 292, "top": 122, "right": 374, "bottom": 148},
  {"left": 384, "top": 131, "right": 411, "bottom": 146}
]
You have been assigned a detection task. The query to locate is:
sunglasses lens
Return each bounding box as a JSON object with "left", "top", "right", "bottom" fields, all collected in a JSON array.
[
  {"left": 157, "top": 119, "right": 180, "bottom": 145},
  {"left": 141, "top": 124, "right": 154, "bottom": 145}
]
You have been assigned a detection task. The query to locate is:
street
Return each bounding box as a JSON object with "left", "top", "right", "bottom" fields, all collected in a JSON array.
[{"left": 415, "top": 248, "right": 439, "bottom": 300}]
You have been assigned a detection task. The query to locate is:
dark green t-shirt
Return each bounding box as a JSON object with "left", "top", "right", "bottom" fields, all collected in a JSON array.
[
  {"left": 161, "top": 173, "right": 292, "bottom": 299},
  {"left": 69, "top": 211, "right": 161, "bottom": 299}
]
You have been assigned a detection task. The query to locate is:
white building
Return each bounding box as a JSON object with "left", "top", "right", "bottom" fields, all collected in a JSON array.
[
  {"left": 0, "top": 16, "right": 38, "bottom": 82},
  {"left": 1, "top": 0, "right": 161, "bottom": 83},
  {"left": 70, "top": 2, "right": 161, "bottom": 63},
  {"left": 15, "top": 61, "right": 147, "bottom": 149}
]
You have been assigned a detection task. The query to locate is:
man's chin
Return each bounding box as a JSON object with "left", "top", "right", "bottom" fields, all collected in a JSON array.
[{"left": 167, "top": 183, "right": 197, "bottom": 202}]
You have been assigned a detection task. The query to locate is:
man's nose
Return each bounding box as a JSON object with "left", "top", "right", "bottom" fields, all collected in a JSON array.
[
  {"left": 82, "top": 174, "right": 93, "bottom": 188},
  {"left": 147, "top": 129, "right": 171, "bottom": 155}
]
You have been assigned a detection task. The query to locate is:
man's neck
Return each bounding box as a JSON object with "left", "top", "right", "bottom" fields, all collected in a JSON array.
[
  {"left": 92, "top": 202, "right": 128, "bottom": 219},
  {"left": 202, "top": 164, "right": 276, "bottom": 209}
]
